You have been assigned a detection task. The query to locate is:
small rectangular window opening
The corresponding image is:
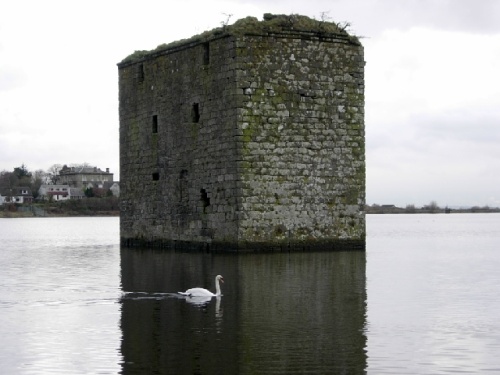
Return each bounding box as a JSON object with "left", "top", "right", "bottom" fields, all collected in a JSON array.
[
  {"left": 152, "top": 115, "right": 158, "bottom": 133},
  {"left": 152, "top": 172, "right": 159, "bottom": 181},
  {"left": 203, "top": 42, "right": 210, "bottom": 65},
  {"left": 200, "top": 188, "right": 210, "bottom": 213},
  {"left": 137, "top": 63, "right": 144, "bottom": 82},
  {"left": 192, "top": 103, "right": 200, "bottom": 123}
]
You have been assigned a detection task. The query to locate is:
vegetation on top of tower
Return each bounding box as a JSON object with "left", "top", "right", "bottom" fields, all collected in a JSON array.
[{"left": 119, "top": 13, "right": 359, "bottom": 65}]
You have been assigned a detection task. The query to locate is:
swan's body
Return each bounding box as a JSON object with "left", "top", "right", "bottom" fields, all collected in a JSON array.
[{"left": 178, "top": 275, "right": 224, "bottom": 297}]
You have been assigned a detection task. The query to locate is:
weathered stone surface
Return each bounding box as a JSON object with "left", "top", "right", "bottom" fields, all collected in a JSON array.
[{"left": 118, "top": 14, "right": 365, "bottom": 251}]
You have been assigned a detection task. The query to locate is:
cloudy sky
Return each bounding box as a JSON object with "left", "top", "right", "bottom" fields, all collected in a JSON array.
[{"left": 1, "top": 0, "right": 499, "bottom": 207}]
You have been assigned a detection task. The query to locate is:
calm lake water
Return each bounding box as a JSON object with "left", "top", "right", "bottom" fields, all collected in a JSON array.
[{"left": 1, "top": 214, "right": 499, "bottom": 374}]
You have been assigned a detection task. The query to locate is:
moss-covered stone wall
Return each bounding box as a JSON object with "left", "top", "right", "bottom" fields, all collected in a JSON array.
[{"left": 118, "top": 14, "right": 365, "bottom": 251}]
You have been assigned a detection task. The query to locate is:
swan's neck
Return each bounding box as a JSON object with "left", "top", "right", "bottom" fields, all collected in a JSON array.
[{"left": 215, "top": 278, "right": 221, "bottom": 296}]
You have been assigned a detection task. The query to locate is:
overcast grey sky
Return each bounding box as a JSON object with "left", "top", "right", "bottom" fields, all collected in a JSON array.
[{"left": 1, "top": 0, "right": 499, "bottom": 207}]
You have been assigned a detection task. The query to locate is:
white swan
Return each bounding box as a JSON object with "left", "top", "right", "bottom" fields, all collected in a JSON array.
[{"left": 178, "top": 275, "right": 224, "bottom": 297}]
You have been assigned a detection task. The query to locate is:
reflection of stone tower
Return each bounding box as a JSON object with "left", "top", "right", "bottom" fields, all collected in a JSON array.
[
  {"left": 237, "top": 252, "right": 367, "bottom": 372},
  {"left": 118, "top": 14, "right": 365, "bottom": 251},
  {"left": 119, "top": 250, "right": 367, "bottom": 373}
]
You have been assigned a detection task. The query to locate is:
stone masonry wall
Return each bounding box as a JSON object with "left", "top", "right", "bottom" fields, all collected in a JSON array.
[
  {"left": 119, "top": 37, "right": 242, "bottom": 247},
  {"left": 119, "top": 15, "right": 365, "bottom": 251},
  {"left": 234, "top": 32, "right": 365, "bottom": 249}
]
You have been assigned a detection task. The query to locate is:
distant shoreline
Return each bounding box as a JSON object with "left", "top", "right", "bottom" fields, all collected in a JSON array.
[
  {"left": 2, "top": 209, "right": 499, "bottom": 218},
  {"left": 0, "top": 211, "right": 119, "bottom": 218},
  {"left": 365, "top": 206, "right": 500, "bottom": 214},
  {"left": 0, "top": 197, "right": 119, "bottom": 218}
]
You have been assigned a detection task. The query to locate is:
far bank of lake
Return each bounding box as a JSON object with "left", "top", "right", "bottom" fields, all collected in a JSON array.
[
  {"left": 0, "top": 197, "right": 119, "bottom": 218},
  {"left": 2, "top": 205, "right": 498, "bottom": 218}
]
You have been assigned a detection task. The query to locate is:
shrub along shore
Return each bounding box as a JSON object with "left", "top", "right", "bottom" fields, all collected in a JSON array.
[{"left": 0, "top": 197, "right": 119, "bottom": 218}]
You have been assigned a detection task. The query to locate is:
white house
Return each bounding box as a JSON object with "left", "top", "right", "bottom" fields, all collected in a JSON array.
[{"left": 38, "top": 184, "right": 71, "bottom": 201}]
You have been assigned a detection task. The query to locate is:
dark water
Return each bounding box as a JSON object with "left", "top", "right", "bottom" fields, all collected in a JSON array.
[
  {"left": 120, "top": 249, "right": 366, "bottom": 374},
  {"left": 1, "top": 214, "right": 500, "bottom": 374}
]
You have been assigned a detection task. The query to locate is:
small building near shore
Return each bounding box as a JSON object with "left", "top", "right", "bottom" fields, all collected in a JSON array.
[
  {"left": 38, "top": 184, "right": 85, "bottom": 201},
  {"left": 0, "top": 187, "right": 33, "bottom": 205}
]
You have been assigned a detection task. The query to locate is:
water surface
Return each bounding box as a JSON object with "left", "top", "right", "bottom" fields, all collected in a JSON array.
[
  {"left": 366, "top": 214, "right": 500, "bottom": 374},
  {"left": 0, "top": 217, "right": 122, "bottom": 374},
  {"left": 1, "top": 214, "right": 500, "bottom": 374}
]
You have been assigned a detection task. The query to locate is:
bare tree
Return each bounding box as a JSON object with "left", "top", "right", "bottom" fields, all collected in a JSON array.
[
  {"left": 33, "top": 169, "right": 51, "bottom": 185},
  {"left": 427, "top": 201, "right": 440, "bottom": 213},
  {"left": 405, "top": 204, "right": 416, "bottom": 213},
  {"left": 47, "top": 164, "right": 63, "bottom": 184},
  {"left": 31, "top": 169, "right": 47, "bottom": 199},
  {"left": 220, "top": 13, "right": 233, "bottom": 29},
  {"left": 319, "top": 11, "right": 331, "bottom": 22}
]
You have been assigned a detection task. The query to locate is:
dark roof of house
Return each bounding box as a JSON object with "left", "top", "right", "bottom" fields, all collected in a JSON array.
[
  {"left": 0, "top": 186, "right": 32, "bottom": 196},
  {"left": 59, "top": 166, "right": 112, "bottom": 175}
]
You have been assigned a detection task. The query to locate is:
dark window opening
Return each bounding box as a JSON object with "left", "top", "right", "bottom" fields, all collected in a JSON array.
[
  {"left": 203, "top": 42, "right": 210, "bottom": 65},
  {"left": 192, "top": 103, "right": 200, "bottom": 123},
  {"left": 200, "top": 188, "right": 210, "bottom": 212},
  {"left": 152, "top": 115, "right": 158, "bottom": 133},
  {"left": 137, "top": 63, "right": 144, "bottom": 82},
  {"left": 152, "top": 172, "right": 159, "bottom": 181}
]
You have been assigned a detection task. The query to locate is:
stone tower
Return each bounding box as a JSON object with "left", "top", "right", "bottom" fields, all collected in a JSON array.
[{"left": 118, "top": 14, "right": 365, "bottom": 251}]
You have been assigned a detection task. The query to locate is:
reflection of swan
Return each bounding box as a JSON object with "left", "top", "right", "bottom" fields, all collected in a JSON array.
[
  {"left": 185, "top": 295, "right": 213, "bottom": 306},
  {"left": 178, "top": 275, "right": 224, "bottom": 297},
  {"left": 215, "top": 296, "right": 222, "bottom": 319}
]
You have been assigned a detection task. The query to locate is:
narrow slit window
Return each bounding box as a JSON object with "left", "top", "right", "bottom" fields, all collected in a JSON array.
[
  {"left": 203, "top": 42, "right": 210, "bottom": 65},
  {"left": 192, "top": 103, "right": 200, "bottom": 123},
  {"left": 152, "top": 115, "right": 158, "bottom": 133},
  {"left": 200, "top": 188, "right": 210, "bottom": 212},
  {"left": 152, "top": 172, "right": 159, "bottom": 181},
  {"left": 137, "top": 63, "right": 144, "bottom": 82}
]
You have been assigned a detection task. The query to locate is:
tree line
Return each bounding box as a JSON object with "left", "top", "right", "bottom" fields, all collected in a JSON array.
[
  {"left": 366, "top": 202, "right": 500, "bottom": 214},
  {"left": 0, "top": 164, "right": 44, "bottom": 200}
]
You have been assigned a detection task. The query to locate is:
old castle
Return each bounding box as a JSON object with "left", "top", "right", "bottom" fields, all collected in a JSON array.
[{"left": 118, "top": 14, "right": 365, "bottom": 251}]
